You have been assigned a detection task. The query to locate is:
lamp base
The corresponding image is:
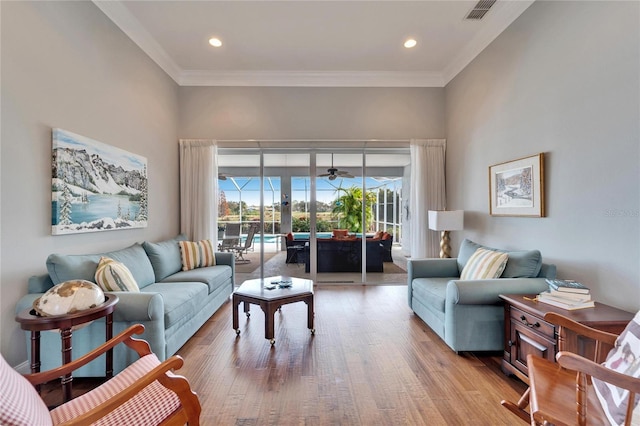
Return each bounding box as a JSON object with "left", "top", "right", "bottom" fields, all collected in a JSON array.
[{"left": 439, "top": 230, "right": 452, "bottom": 258}]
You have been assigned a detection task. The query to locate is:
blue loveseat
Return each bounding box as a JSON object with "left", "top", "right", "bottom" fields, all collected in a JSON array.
[
  {"left": 15, "top": 235, "right": 234, "bottom": 377},
  {"left": 407, "top": 239, "right": 556, "bottom": 353}
]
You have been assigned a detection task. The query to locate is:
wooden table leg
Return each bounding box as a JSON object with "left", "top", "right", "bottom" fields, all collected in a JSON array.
[
  {"left": 232, "top": 294, "right": 240, "bottom": 333},
  {"left": 262, "top": 301, "right": 277, "bottom": 343},
  {"left": 60, "top": 327, "right": 73, "bottom": 402},
  {"left": 30, "top": 330, "right": 41, "bottom": 393},
  {"left": 105, "top": 312, "right": 114, "bottom": 378},
  {"left": 306, "top": 295, "right": 315, "bottom": 332}
]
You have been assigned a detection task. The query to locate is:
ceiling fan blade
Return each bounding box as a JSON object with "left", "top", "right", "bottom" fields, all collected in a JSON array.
[
  {"left": 318, "top": 172, "right": 331, "bottom": 177},
  {"left": 218, "top": 174, "right": 227, "bottom": 180}
]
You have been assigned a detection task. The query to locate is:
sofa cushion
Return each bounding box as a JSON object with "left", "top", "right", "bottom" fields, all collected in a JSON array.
[
  {"left": 457, "top": 239, "right": 542, "bottom": 278},
  {"left": 460, "top": 248, "right": 509, "bottom": 280},
  {"left": 411, "top": 277, "right": 451, "bottom": 314},
  {"left": 141, "top": 282, "right": 208, "bottom": 329},
  {"left": 501, "top": 250, "right": 542, "bottom": 278},
  {"left": 142, "top": 235, "right": 187, "bottom": 282},
  {"left": 47, "top": 244, "right": 156, "bottom": 289},
  {"left": 161, "top": 265, "right": 233, "bottom": 295},
  {"left": 95, "top": 257, "right": 140, "bottom": 292}
]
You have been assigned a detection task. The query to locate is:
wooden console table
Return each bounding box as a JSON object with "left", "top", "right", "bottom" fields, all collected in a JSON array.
[
  {"left": 15, "top": 293, "right": 119, "bottom": 402},
  {"left": 499, "top": 294, "right": 633, "bottom": 383}
]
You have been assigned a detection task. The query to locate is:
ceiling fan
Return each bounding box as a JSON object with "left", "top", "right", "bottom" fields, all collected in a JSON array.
[
  {"left": 319, "top": 153, "right": 354, "bottom": 181},
  {"left": 218, "top": 172, "right": 233, "bottom": 181}
]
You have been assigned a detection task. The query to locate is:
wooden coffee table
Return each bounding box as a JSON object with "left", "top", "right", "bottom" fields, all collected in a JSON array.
[{"left": 233, "top": 276, "right": 314, "bottom": 345}]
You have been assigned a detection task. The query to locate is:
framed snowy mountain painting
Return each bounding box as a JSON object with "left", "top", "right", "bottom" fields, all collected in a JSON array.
[{"left": 52, "top": 129, "right": 148, "bottom": 235}]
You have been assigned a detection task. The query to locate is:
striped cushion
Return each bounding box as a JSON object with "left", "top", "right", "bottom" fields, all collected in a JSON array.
[
  {"left": 0, "top": 355, "right": 52, "bottom": 426},
  {"left": 50, "top": 354, "right": 181, "bottom": 425},
  {"left": 94, "top": 257, "right": 140, "bottom": 292},
  {"left": 460, "top": 248, "right": 509, "bottom": 280},
  {"left": 198, "top": 239, "right": 216, "bottom": 267},
  {"left": 179, "top": 240, "right": 216, "bottom": 271}
]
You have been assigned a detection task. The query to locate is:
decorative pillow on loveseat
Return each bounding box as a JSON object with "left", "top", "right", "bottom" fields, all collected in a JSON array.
[
  {"left": 460, "top": 248, "right": 509, "bottom": 280},
  {"left": 457, "top": 239, "right": 542, "bottom": 278},
  {"left": 593, "top": 309, "right": 640, "bottom": 426}
]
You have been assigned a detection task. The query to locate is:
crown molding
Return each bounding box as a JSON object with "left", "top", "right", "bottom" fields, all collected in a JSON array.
[
  {"left": 94, "top": 0, "right": 531, "bottom": 88},
  {"left": 92, "top": 0, "right": 182, "bottom": 83},
  {"left": 179, "top": 70, "right": 445, "bottom": 87},
  {"left": 442, "top": 0, "right": 535, "bottom": 85}
]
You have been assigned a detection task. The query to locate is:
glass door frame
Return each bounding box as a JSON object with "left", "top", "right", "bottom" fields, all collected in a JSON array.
[{"left": 217, "top": 146, "right": 408, "bottom": 284}]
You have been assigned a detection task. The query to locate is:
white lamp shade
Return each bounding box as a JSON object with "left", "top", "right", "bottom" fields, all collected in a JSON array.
[{"left": 428, "top": 210, "right": 464, "bottom": 231}]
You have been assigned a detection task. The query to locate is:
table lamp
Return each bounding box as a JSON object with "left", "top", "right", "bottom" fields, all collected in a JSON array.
[{"left": 428, "top": 210, "right": 464, "bottom": 258}]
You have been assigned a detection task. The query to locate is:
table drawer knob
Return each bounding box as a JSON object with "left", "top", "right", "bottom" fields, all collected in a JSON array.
[{"left": 520, "top": 315, "right": 540, "bottom": 328}]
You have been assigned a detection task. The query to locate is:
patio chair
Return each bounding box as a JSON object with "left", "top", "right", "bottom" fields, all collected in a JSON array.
[
  {"left": 219, "top": 222, "right": 241, "bottom": 252},
  {"left": 231, "top": 224, "right": 259, "bottom": 263}
]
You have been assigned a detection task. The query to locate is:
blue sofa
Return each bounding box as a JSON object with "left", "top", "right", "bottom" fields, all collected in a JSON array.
[
  {"left": 15, "top": 235, "right": 234, "bottom": 377},
  {"left": 407, "top": 239, "right": 556, "bottom": 353}
]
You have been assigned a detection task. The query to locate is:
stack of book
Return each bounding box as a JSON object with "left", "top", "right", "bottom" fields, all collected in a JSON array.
[{"left": 537, "top": 279, "right": 594, "bottom": 310}]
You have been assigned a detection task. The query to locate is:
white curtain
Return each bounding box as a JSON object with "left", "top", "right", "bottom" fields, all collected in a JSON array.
[
  {"left": 409, "top": 139, "right": 446, "bottom": 258},
  {"left": 179, "top": 139, "right": 218, "bottom": 241}
]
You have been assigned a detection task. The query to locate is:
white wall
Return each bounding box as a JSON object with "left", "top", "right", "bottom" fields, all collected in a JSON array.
[
  {"left": 445, "top": 1, "right": 640, "bottom": 312},
  {"left": 1, "top": 2, "right": 179, "bottom": 366},
  {"left": 179, "top": 86, "right": 445, "bottom": 140}
]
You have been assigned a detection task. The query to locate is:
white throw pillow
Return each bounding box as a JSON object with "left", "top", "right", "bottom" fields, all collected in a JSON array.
[
  {"left": 95, "top": 257, "right": 140, "bottom": 292},
  {"left": 460, "top": 248, "right": 509, "bottom": 280}
]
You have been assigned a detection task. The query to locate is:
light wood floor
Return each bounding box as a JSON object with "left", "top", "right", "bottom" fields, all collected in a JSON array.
[
  {"left": 40, "top": 285, "right": 527, "bottom": 424},
  {"left": 173, "top": 284, "right": 527, "bottom": 425}
]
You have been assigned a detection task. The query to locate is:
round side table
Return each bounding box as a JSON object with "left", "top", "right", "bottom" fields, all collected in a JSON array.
[{"left": 15, "top": 293, "right": 119, "bottom": 402}]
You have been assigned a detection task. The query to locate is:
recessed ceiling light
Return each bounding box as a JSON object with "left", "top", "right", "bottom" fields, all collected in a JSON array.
[
  {"left": 404, "top": 39, "right": 417, "bottom": 49},
  {"left": 209, "top": 38, "right": 222, "bottom": 47}
]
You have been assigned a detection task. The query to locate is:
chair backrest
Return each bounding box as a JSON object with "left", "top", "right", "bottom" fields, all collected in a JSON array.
[
  {"left": 224, "top": 222, "right": 241, "bottom": 238},
  {"left": 243, "top": 224, "right": 259, "bottom": 249}
]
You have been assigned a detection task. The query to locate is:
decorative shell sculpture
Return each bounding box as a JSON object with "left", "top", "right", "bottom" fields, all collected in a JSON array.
[{"left": 33, "top": 280, "right": 105, "bottom": 316}]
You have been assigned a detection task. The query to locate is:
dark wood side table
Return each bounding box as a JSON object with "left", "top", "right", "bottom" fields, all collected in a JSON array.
[
  {"left": 15, "top": 293, "right": 119, "bottom": 402},
  {"left": 499, "top": 294, "right": 633, "bottom": 383}
]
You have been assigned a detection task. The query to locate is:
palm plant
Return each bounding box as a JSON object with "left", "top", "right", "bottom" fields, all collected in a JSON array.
[{"left": 331, "top": 186, "right": 376, "bottom": 232}]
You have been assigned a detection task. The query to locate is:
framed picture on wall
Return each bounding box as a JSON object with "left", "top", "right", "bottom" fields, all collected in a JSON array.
[
  {"left": 52, "top": 128, "right": 148, "bottom": 235},
  {"left": 489, "top": 153, "right": 545, "bottom": 217}
]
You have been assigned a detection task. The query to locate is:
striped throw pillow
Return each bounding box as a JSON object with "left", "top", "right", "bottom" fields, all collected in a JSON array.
[
  {"left": 179, "top": 240, "right": 217, "bottom": 271},
  {"left": 460, "top": 248, "right": 509, "bottom": 280},
  {"left": 95, "top": 257, "right": 140, "bottom": 292}
]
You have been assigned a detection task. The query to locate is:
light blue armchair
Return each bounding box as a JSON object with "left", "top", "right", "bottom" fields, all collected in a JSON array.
[{"left": 407, "top": 239, "right": 556, "bottom": 353}]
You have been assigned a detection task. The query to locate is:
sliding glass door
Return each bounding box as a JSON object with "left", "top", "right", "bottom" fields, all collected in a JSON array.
[{"left": 217, "top": 147, "right": 408, "bottom": 284}]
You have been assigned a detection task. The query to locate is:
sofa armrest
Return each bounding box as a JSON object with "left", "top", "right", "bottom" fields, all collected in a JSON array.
[
  {"left": 446, "top": 278, "right": 550, "bottom": 305},
  {"left": 214, "top": 252, "right": 235, "bottom": 283},
  {"left": 407, "top": 258, "right": 459, "bottom": 280},
  {"left": 28, "top": 274, "right": 54, "bottom": 294},
  {"left": 109, "top": 292, "right": 165, "bottom": 323}
]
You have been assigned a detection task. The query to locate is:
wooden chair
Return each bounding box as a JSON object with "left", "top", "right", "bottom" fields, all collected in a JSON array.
[
  {"left": 501, "top": 312, "right": 640, "bottom": 425},
  {"left": 1, "top": 324, "right": 201, "bottom": 425}
]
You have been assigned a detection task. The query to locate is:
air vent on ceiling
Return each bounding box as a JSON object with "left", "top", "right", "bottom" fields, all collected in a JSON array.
[{"left": 465, "top": 0, "right": 497, "bottom": 20}]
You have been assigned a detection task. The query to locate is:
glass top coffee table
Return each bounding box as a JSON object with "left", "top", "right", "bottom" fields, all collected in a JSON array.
[{"left": 232, "top": 276, "right": 314, "bottom": 345}]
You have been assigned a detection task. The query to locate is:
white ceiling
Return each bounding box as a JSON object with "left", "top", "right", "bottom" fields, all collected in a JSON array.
[{"left": 93, "top": 0, "right": 534, "bottom": 87}]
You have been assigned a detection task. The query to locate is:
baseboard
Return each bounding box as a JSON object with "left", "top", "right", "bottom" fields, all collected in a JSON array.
[{"left": 15, "top": 360, "right": 30, "bottom": 374}]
